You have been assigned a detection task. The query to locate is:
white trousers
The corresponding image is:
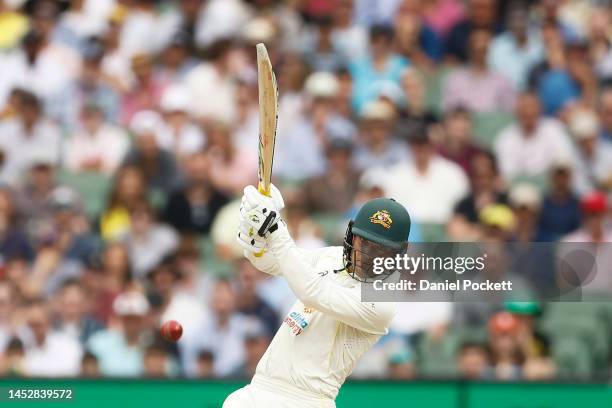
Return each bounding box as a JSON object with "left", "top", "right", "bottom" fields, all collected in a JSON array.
[{"left": 223, "top": 383, "right": 335, "bottom": 408}]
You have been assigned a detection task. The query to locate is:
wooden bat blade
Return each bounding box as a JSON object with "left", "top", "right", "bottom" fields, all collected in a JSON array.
[{"left": 256, "top": 43, "right": 278, "bottom": 197}]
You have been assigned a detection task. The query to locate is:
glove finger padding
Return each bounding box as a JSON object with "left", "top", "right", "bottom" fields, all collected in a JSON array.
[
  {"left": 236, "top": 224, "right": 267, "bottom": 252},
  {"left": 243, "top": 184, "right": 284, "bottom": 212}
]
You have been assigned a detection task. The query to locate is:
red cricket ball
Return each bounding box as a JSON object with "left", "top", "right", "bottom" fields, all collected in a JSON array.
[{"left": 160, "top": 320, "right": 183, "bottom": 342}]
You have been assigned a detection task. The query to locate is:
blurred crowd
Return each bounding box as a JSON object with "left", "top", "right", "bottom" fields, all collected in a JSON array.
[{"left": 0, "top": 0, "right": 612, "bottom": 381}]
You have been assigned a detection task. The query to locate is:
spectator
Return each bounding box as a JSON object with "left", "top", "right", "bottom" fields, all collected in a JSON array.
[
  {"left": 51, "top": 37, "right": 120, "bottom": 129},
  {"left": 183, "top": 39, "right": 238, "bottom": 123},
  {"left": 507, "top": 303, "right": 556, "bottom": 381},
  {"left": 87, "top": 291, "right": 151, "bottom": 377},
  {"left": 457, "top": 342, "right": 492, "bottom": 379},
  {"left": 599, "top": 88, "right": 612, "bottom": 142},
  {"left": 0, "top": 1, "right": 28, "bottom": 51},
  {"left": 508, "top": 183, "right": 543, "bottom": 242},
  {"left": 20, "top": 300, "right": 83, "bottom": 377},
  {"left": 443, "top": 28, "right": 516, "bottom": 113},
  {"left": 353, "top": 100, "right": 410, "bottom": 171},
  {"left": 1, "top": 337, "right": 26, "bottom": 376},
  {"left": 396, "top": 68, "right": 439, "bottom": 143},
  {"left": 378, "top": 131, "right": 469, "bottom": 223},
  {"left": 277, "top": 71, "right": 353, "bottom": 181},
  {"left": 205, "top": 121, "right": 258, "bottom": 196},
  {"left": 488, "top": 3, "right": 544, "bottom": 90},
  {"left": 331, "top": 0, "right": 369, "bottom": 60},
  {"left": 302, "top": 15, "right": 347, "bottom": 72},
  {"left": 304, "top": 138, "right": 360, "bottom": 214},
  {"left": 569, "top": 109, "right": 612, "bottom": 194},
  {"left": 538, "top": 161, "right": 581, "bottom": 242},
  {"left": 157, "top": 85, "right": 205, "bottom": 160},
  {"left": 182, "top": 279, "right": 246, "bottom": 377},
  {"left": 449, "top": 151, "right": 507, "bottom": 240},
  {"left": 445, "top": 0, "right": 500, "bottom": 62},
  {"left": 0, "top": 282, "right": 15, "bottom": 352},
  {"left": 154, "top": 251, "right": 210, "bottom": 345},
  {"left": 162, "top": 151, "right": 228, "bottom": 234},
  {"left": 494, "top": 92, "right": 575, "bottom": 182},
  {"left": 0, "top": 18, "right": 81, "bottom": 109},
  {"left": 560, "top": 192, "right": 612, "bottom": 292},
  {"left": 13, "top": 150, "right": 58, "bottom": 231},
  {"left": 143, "top": 341, "right": 172, "bottom": 378},
  {"left": 283, "top": 190, "right": 327, "bottom": 250},
  {"left": 194, "top": 0, "right": 252, "bottom": 48},
  {"left": 121, "top": 201, "right": 179, "bottom": 279},
  {"left": 120, "top": 54, "right": 167, "bottom": 125},
  {"left": 53, "top": 280, "right": 104, "bottom": 344},
  {"left": 564, "top": 191, "right": 611, "bottom": 243},
  {"left": 99, "top": 10, "right": 133, "bottom": 93},
  {"left": 488, "top": 311, "right": 523, "bottom": 380},
  {"left": 80, "top": 351, "right": 100, "bottom": 377},
  {"left": 350, "top": 25, "right": 410, "bottom": 112},
  {"left": 20, "top": 187, "right": 97, "bottom": 298},
  {"left": 123, "top": 110, "right": 182, "bottom": 196},
  {"left": 235, "top": 260, "right": 279, "bottom": 338},
  {"left": 99, "top": 166, "right": 148, "bottom": 241},
  {"left": 422, "top": 0, "right": 465, "bottom": 38},
  {"left": 54, "top": 0, "right": 107, "bottom": 52},
  {"left": 437, "top": 107, "right": 483, "bottom": 174},
  {"left": 393, "top": 0, "right": 444, "bottom": 66},
  {"left": 387, "top": 347, "right": 416, "bottom": 380},
  {"left": 118, "top": 0, "right": 179, "bottom": 58},
  {"left": 63, "top": 104, "right": 129, "bottom": 175},
  {"left": 194, "top": 349, "right": 215, "bottom": 379},
  {"left": 154, "top": 31, "right": 198, "bottom": 85},
  {"left": 0, "top": 90, "right": 61, "bottom": 185},
  {"left": 535, "top": 38, "right": 597, "bottom": 116},
  {"left": 231, "top": 319, "right": 271, "bottom": 379},
  {"left": 86, "top": 243, "right": 133, "bottom": 324},
  {"left": 0, "top": 187, "right": 33, "bottom": 262}
]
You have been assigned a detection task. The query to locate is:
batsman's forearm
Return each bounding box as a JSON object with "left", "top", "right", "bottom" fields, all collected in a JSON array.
[{"left": 268, "top": 224, "right": 320, "bottom": 304}]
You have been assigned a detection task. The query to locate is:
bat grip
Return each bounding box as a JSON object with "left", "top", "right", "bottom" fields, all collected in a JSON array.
[{"left": 253, "top": 181, "right": 271, "bottom": 257}]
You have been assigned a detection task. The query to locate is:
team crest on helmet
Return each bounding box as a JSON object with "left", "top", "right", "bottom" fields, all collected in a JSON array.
[{"left": 370, "top": 210, "right": 393, "bottom": 229}]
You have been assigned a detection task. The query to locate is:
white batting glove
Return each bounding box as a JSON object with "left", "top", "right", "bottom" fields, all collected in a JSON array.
[
  {"left": 242, "top": 184, "right": 285, "bottom": 212},
  {"left": 236, "top": 221, "right": 267, "bottom": 252},
  {"left": 239, "top": 185, "right": 284, "bottom": 237}
]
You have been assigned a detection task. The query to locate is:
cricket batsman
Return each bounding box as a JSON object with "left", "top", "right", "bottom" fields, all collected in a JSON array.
[{"left": 223, "top": 184, "right": 411, "bottom": 407}]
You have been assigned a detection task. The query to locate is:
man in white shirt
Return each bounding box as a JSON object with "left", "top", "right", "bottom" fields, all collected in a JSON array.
[
  {"left": 376, "top": 133, "right": 469, "bottom": 224},
  {"left": 0, "top": 91, "right": 61, "bottom": 185},
  {"left": 226, "top": 187, "right": 410, "bottom": 407},
  {"left": 495, "top": 92, "right": 575, "bottom": 182},
  {"left": 568, "top": 109, "right": 612, "bottom": 194},
  {"left": 63, "top": 104, "right": 129, "bottom": 175},
  {"left": 182, "top": 39, "right": 237, "bottom": 123},
  {"left": 20, "top": 300, "right": 82, "bottom": 377}
]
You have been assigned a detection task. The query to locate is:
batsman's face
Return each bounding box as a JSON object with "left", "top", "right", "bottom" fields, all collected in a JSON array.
[{"left": 351, "top": 236, "right": 402, "bottom": 280}]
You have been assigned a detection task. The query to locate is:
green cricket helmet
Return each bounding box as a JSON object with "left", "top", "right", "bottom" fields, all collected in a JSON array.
[{"left": 343, "top": 198, "right": 411, "bottom": 282}]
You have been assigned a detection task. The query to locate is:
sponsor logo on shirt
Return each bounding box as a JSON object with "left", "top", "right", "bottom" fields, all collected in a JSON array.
[{"left": 283, "top": 310, "right": 312, "bottom": 336}]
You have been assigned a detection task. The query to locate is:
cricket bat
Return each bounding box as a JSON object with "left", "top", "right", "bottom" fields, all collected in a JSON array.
[
  {"left": 256, "top": 43, "right": 278, "bottom": 197},
  {"left": 253, "top": 43, "right": 278, "bottom": 256}
]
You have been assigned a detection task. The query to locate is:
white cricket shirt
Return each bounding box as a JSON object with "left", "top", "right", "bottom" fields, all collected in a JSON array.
[{"left": 245, "top": 224, "right": 396, "bottom": 400}]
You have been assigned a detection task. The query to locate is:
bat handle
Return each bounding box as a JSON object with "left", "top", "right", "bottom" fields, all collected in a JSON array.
[
  {"left": 257, "top": 182, "right": 271, "bottom": 197},
  {"left": 253, "top": 182, "right": 271, "bottom": 257}
]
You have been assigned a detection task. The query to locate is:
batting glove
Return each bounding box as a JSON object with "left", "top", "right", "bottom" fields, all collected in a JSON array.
[
  {"left": 239, "top": 185, "right": 284, "bottom": 237},
  {"left": 241, "top": 184, "right": 285, "bottom": 212},
  {"left": 236, "top": 221, "right": 267, "bottom": 253}
]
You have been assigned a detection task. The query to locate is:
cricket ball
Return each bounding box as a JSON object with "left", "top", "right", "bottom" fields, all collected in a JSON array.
[{"left": 160, "top": 320, "right": 183, "bottom": 342}]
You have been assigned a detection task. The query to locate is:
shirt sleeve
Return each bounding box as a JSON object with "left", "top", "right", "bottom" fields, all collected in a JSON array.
[{"left": 268, "top": 223, "right": 395, "bottom": 335}]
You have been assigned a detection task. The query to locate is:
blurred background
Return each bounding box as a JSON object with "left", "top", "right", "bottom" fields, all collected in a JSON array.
[{"left": 0, "top": 0, "right": 611, "bottom": 386}]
